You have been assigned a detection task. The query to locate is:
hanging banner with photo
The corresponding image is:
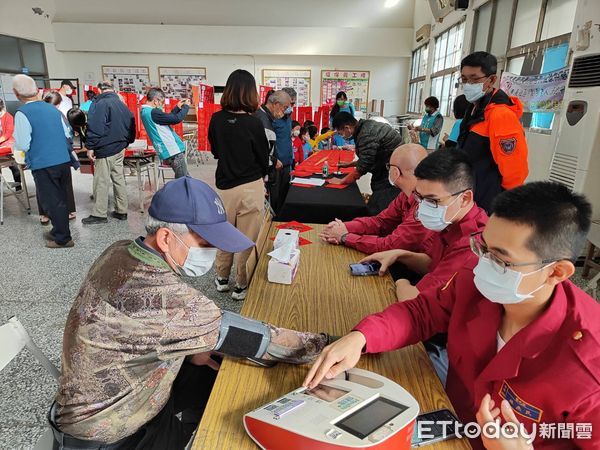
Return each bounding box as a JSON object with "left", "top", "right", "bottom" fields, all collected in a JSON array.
[{"left": 500, "top": 67, "right": 570, "bottom": 113}]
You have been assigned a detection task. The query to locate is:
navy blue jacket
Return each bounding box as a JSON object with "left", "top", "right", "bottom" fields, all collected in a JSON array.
[
  {"left": 273, "top": 114, "right": 293, "bottom": 166},
  {"left": 86, "top": 92, "right": 136, "bottom": 158}
]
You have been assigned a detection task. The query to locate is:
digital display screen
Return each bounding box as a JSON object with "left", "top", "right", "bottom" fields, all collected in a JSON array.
[
  {"left": 305, "top": 385, "right": 349, "bottom": 402},
  {"left": 335, "top": 397, "right": 408, "bottom": 439}
]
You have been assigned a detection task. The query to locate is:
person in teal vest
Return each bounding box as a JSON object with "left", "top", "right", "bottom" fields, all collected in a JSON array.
[
  {"left": 409, "top": 96, "right": 443, "bottom": 152},
  {"left": 140, "top": 88, "right": 190, "bottom": 178}
]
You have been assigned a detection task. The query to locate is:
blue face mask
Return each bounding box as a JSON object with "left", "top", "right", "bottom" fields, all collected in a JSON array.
[{"left": 284, "top": 106, "right": 293, "bottom": 115}]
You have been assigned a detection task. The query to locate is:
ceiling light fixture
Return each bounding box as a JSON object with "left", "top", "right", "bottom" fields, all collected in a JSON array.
[{"left": 384, "top": 0, "right": 400, "bottom": 7}]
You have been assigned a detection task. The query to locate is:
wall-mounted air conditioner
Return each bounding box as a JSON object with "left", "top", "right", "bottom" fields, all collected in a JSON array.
[{"left": 415, "top": 24, "right": 432, "bottom": 43}]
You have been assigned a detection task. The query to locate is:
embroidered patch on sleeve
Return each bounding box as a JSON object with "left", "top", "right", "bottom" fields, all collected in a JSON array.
[
  {"left": 499, "top": 137, "right": 517, "bottom": 155},
  {"left": 499, "top": 380, "right": 543, "bottom": 422}
]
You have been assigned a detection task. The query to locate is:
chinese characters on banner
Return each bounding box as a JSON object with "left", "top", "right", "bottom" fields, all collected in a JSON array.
[
  {"left": 500, "top": 67, "right": 570, "bottom": 113},
  {"left": 321, "top": 70, "right": 370, "bottom": 113},
  {"left": 259, "top": 85, "right": 273, "bottom": 105},
  {"left": 159, "top": 67, "right": 207, "bottom": 100},
  {"left": 262, "top": 69, "right": 311, "bottom": 106},
  {"left": 101, "top": 66, "right": 151, "bottom": 94}
]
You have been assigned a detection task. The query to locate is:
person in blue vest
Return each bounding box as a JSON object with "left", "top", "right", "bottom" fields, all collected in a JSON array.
[
  {"left": 12, "top": 74, "right": 74, "bottom": 248},
  {"left": 442, "top": 94, "right": 469, "bottom": 149},
  {"left": 409, "top": 96, "right": 443, "bottom": 152},
  {"left": 140, "top": 88, "right": 190, "bottom": 178},
  {"left": 272, "top": 87, "right": 296, "bottom": 211}
]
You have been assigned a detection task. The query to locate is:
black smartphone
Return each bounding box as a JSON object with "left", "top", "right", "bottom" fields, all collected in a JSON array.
[
  {"left": 349, "top": 262, "right": 382, "bottom": 276},
  {"left": 411, "top": 409, "right": 462, "bottom": 447}
]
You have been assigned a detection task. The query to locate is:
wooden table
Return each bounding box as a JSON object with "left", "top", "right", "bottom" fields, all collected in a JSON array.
[{"left": 192, "top": 223, "right": 471, "bottom": 450}]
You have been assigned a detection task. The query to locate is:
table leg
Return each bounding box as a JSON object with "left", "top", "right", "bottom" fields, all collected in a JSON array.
[
  {"left": 1, "top": 173, "right": 4, "bottom": 225},
  {"left": 152, "top": 157, "right": 159, "bottom": 192},
  {"left": 137, "top": 161, "right": 144, "bottom": 213},
  {"left": 582, "top": 242, "right": 596, "bottom": 278}
]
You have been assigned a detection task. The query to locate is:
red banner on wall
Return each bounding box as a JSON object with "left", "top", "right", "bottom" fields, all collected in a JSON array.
[
  {"left": 197, "top": 103, "right": 221, "bottom": 152},
  {"left": 259, "top": 85, "right": 273, "bottom": 105}
]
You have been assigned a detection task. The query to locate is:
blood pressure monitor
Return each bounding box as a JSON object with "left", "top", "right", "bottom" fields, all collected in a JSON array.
[{"left": 244, "top": 368, "right": 419, "bottom": 449}]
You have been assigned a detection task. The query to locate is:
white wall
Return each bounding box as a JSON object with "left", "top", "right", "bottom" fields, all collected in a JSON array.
[{"left": 57, "top": 52, "right": 410, "bottom": 115}]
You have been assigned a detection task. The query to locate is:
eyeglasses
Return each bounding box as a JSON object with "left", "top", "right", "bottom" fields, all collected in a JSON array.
[
  {"left": 457, "top": 75, "right": 489, "bottom": 87},
  {"left": 385, "top": 163, "right": 402, "bottom": 174},
  {"left": 469, "top": 231, "right": 557, "bottom": 274},
  {"left": 413, "top": 189, "right": 468, "bottom": 208}
]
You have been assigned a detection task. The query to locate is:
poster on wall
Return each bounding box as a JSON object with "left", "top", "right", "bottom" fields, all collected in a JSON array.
[
  {"left": 500, "top": 67, "right": 570, "bottom": 113},
  {"left": 320, "top": 70, "right": 370, "bottom": 113},
  {"left": 101, "top": 66, "right": 151, "bottom": 94},
  {"left": 159, "top": 67, "right": 207, "bottom": 100},
  {"left": 262, "top": 69, "right": 311, "bottom": 106}
]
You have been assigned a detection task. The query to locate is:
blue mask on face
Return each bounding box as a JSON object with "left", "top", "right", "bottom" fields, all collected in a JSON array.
[{"left": 284, "top": 106, "right": 293, "bottom": 115}]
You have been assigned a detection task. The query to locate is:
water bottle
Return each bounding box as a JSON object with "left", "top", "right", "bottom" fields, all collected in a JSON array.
[{"left": 322, "top": 160, "right": 329, "bottom": 178}]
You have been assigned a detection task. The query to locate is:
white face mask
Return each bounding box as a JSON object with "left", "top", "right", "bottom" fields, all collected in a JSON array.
[
  {"left": 292, "top": 130, "right": 300, "bottom": 137},
  {"left": 65, "top": 87, "right": 73, "bottom": 96},
  {"left": 169, "top": 234, "right": 217, "bottom": 277},
  {"left": 473, "top": 256, "right": 553, "bottom": 304},
  {"left": 463, "top": 82, "right": 486, "bottom": 103},
  {"left": 416, "top": 194, "right": 462, "bottom": 231},
  {"left": 388, "top": 168, "right": 399, "bottom": 187}
]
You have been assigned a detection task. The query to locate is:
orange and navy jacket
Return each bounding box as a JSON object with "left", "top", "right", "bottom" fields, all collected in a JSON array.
[{"left": 457, "top": 89, "right": 528, "bottom": 213}]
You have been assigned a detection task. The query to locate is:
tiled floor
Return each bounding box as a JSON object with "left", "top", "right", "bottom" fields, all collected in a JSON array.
[{"left": 0, "top": 157, "right": 597, "bottom": 449}]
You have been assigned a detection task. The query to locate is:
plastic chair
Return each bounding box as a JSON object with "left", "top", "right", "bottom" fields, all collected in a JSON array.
[{"left": 0, "top": 317, "right": 59, "bottom": 449}]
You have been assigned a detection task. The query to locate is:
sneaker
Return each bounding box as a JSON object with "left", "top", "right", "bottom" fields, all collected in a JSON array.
[
  {"left": 232, "top": 286, "right": 247, "bottom": 301},
  {"left": 46, "top": 240, "right": 74, "bottom": 249},
  {"left": 215, "top": 277, "right": 230, "bottom": 292},
  {"left": 82, "top": 215, "right": 108, "bottom": 225},
  {"left": 111, "top": 211, "right": 128, "bottom": 221}
]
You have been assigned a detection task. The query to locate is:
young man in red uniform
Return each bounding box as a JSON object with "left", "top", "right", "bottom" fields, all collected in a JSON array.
[
  {"left": 318, "top": 143, "right": 434, "bottom": 255},
  {"left": 458, "top": 51, "right": 528, "bottom": 213},
  {"left": 305, "top": 181, "right": 599, "bottom": 450},
  {"left": 361, "top": 149, "right": 488, "bottom": 302}
]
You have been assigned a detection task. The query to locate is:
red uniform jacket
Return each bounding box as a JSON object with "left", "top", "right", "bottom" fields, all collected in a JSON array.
[
  {"left": 343, "top": 192, "right": 435, "bottom": 254},
  {"left": 416, "top": 204, "right": 488, "bottom": 292},
  {"left": 293, "top": 136, "right": 304, "bottom": 164},
  {"left": 355, "top": 271, "right": 600, "bottom": 450},
  {"left": 0, "top": 111, "right": 15, "bottom": 148}
]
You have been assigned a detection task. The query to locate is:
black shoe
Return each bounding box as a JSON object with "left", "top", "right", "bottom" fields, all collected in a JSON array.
[
  {"left": 111, "top": 211, "right": 128, "bottom": 221},
  {"left": 82, "top": 215, "right": 108, "bottom": 225},
  {"left": 46, "top": 239, "right": 74, "bottom": 248}
]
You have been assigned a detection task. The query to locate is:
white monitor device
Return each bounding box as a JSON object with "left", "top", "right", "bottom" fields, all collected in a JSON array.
[{"left": 244, "top": 368, "right": 419, "bottom": 449}]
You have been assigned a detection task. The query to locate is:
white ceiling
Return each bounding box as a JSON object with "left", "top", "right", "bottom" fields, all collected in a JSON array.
[{"left": 52, "top": 0, "right": 415, "bottom": 28}]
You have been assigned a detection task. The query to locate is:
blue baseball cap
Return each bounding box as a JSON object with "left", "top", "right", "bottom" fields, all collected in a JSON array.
[{"left": 148, "top": 176, "right": 254, "bottom": 253}]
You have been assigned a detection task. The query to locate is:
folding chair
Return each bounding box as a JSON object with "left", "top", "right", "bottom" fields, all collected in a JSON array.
[{"left": 0, "top": 317, "right": 59, "bottom": 449}]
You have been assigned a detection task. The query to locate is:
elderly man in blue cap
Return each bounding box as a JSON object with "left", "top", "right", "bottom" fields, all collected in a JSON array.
[{"left": 50, "top": 176, "right": 332, "bottom": 450}]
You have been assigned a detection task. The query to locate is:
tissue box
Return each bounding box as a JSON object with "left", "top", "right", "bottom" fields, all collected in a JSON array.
[
  {"left": 268, "top": 249, "right": 301, "bottom": 285},
  {"left": 273, "top": 229, "right": 299, "bottom": 249}
]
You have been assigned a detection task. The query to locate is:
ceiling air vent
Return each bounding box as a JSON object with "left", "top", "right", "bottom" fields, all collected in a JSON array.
[{"left": 568, "top": 54, "right": 600, "bottom": 88}]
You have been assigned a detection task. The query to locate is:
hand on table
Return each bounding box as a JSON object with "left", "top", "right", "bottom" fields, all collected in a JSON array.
[
  {"left": 327, "top": 177, "right": 347, "bottom": 185},
  {"left": 359, "top": 249, "right": 405, "bottom": 276},
  {"left": 86, "top": 150, "right": 96, "bottom": 162},
  {"left": 319, "top": 219, "right": 348, "bottom": 244},
  {"left": 476, "top": 394, "right": 534, "bottom": 450},
  {"left": 189, "top": 351, "right": 221, "bottom": 371},
  {"left": 303, "top": 331, "right": 366, "bottom": 389}
]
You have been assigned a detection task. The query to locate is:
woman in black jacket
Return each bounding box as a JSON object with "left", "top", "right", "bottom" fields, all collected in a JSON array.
[{"left": 208, "top": 69, "right": 270, "bottom": 301}]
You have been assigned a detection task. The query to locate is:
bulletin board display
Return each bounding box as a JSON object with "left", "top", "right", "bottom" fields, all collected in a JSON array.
[
  {"left": 320, "top": 70, "right": 370, "bottom": 113},
  {"left": 159, "top": 67, "right": 207, "bottom": 100},
  {"left": 101, "top": 66, "right": 151, "bottom": 94},
  {"left": 262, "top": 69, "right": 311, "bottom": 106}
]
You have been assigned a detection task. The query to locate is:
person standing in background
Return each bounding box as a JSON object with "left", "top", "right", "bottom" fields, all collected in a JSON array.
[
  {"left": 83, "top": 80, "right": 136, "bottom": 225},
  {"left": 271, "top": 86, "right": 297, "bottom": 211},
  {"left": 57, "top": 80, "right": 75, "bottom": 117},
  {"left": 79, "top": 90, "right": 96, "bottom": 113},
  {"left": 329, "top": 91, "right": 355, "bottom": 126},
  {"left": 140, "top": 88, "right": 190, "bottom": 178},
  {"left": 0, "top": 98, "right": 22, "bottom": 191},
  {"left": 209, "top": 69, "right": 271, "bottom": 301},
  {"left": 12, "top": 74, "right": 74, "bottom": 248},
  {"left": 442, "top": 94, "right": 469, "bottom": 149},
  {"left": 457, "top": 51, "right": 528, "bottom": 213},
  {"left": 408, "top": 96, "right": 443, "bottom": 152}
]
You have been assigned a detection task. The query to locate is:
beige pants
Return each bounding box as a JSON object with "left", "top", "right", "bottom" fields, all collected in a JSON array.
[
  {"left": 215, "top": 178, "right": 265, "bottom": 288},
  {"left": 92, "top": 150, "right": 128, "bottom": 217}
]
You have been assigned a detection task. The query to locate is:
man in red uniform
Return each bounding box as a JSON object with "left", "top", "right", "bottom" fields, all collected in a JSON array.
[
  {"left": 458, "top": 51, "right": 528, "bottom": 213},
  {"left": 318, "top": 143, "right": 434, "bottom": 255},
  {"left": 304, "top": 181, "right": 599, "bottom": 450},
  {"left": 361, "top": 149, "right": 488, "bottom": 302}
]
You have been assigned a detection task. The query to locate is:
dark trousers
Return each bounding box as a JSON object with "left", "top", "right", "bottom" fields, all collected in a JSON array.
[
  {"left": 37, "top": 168, "right": 76, "bottom": 215},
  {"left": 51, "top": 361, "right": 218, "bottom": 450},
  {"left": 9, "top": 165, "right": 21, "bottom": 184},
  {"left": 32, "top": 163, "right": 72, "bottom": 245},
  {"left": 269, "top": 165, "right": 291, "bottom": 213},
  {"left": 367, "top": 184, "right": 400, "bottom": 216}
]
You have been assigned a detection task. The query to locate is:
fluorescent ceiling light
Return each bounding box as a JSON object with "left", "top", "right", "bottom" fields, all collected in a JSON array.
[{"left": 384, "top": 0, "right": 400, "bottom": 7}]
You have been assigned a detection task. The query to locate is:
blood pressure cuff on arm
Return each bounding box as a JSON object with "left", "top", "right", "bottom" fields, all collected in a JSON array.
[{"left": 213, "top": 311, "right": 271, "bottom": 359}]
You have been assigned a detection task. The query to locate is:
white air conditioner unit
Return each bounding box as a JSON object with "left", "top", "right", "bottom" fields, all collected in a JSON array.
[
  {"left": 415, "top": 24, "right": 432, "bottom": 43},
  {"left": 548, "top": 0, "right": 600, "bottom": 217},
  {"left": 428, "top": 0, "right": 454, "bottom": 22}
]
